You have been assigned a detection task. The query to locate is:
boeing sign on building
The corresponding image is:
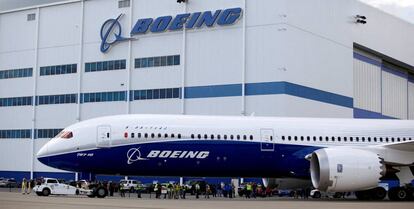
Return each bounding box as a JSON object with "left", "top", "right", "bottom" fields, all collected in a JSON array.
[{"left": 100, "top": 7, "right": 242, "bottom": 53}]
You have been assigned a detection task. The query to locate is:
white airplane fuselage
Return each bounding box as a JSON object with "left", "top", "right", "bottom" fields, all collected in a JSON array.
[{"left": 37, "top": 114, "right": 414, "bottom": 191}]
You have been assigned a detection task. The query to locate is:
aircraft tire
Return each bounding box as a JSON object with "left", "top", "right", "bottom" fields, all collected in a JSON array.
[
  {"left": 312, "top": 191, "right": 321, "bottom": 199},
  {"left": 389, "top": 187, "right": 408, "bottom": 201},
  {"left": 371, "top": 187, "right": 387, "bottom": 200}
]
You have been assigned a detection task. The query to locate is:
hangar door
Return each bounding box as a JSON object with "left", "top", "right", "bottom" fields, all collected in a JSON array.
[{"left": 97, "top": 126, "right": 111, "bottom": 148}]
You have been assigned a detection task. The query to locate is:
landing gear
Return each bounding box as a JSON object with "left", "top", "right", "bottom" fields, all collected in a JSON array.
[
  {"left": 388, "top": 187, "right": 409, "bottom": 201},
  {"left": 355, "top": 187, "right": 386, "bottom": 200}
]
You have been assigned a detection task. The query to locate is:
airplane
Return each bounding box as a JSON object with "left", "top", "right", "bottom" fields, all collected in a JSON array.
[{"left": 37, "top": 114, "right": 414, "bottom": 200}]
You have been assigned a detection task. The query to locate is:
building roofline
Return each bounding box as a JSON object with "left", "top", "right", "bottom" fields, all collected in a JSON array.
[{"left": 0, "top": 0, "right": 83, "bottom": 15}]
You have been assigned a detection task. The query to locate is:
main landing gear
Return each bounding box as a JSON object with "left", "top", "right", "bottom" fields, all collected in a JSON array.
[{"left": 356, "top": 186, "right": 413, "bottom": 201}]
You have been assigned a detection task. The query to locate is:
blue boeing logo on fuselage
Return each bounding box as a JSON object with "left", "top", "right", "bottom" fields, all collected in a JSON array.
[{"left": 100, "top": 8, "right": 242, "bottom": 53}]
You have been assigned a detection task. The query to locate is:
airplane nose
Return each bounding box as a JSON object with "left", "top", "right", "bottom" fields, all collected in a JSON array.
[
  {"left": 37, "top": 143, "right": 49, "bottom": 157},
  {"left": 37, "top": 143, "right": 50, "bottom": 165}
]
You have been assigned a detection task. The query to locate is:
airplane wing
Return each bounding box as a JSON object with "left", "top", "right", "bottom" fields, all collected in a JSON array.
[
  {"left": 368, "top": 141, "right": 414, "bottom": 166},
  {"left": 381, "top": 140, "right": 414, "bottom": 152}
]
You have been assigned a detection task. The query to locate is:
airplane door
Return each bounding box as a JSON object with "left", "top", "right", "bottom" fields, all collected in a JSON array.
[
  {"left": 260, "top": 129, "right": 274, "bottom": 151},
  {"left": 97, "top": 126, "right": 111, "bottom": 148}
]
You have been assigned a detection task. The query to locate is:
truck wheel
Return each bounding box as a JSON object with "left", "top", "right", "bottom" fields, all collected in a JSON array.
[
  {"left": 42, "top": 188, "right": 51, "bottom": 196},
  {"left": 36, "top": 191, "right": 43, "bottom": 196},
  {"left": 96, "top": 187, "right": 107, "bottom": 198}
]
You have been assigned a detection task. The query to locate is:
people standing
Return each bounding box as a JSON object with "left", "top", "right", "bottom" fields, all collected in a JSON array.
[
  {"left": 204, "top": 184, "right": 210, "bottom": 199},
  {"left": 21, "top": 178, "right": 27, "bottom": 195},
  {"left": 120, "top": 183, "right": 125, "bottom": 197},
  {"left": 195, "top": 183, "right": 200, "bottom": 199}
]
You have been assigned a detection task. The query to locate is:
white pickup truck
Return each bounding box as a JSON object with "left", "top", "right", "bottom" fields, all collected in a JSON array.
[{"left": 33, "top": 178, "right": 107, "bottom": 198}]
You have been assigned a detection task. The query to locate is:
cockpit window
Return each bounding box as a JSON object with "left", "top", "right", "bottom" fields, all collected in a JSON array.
[{"left": 55, "top": 131, "right": 73, "bottom": 139}]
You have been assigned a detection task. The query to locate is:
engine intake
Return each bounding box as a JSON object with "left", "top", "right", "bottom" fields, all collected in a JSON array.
[{"left": 310, "top": 148, "right": 385, "bottom": 192}]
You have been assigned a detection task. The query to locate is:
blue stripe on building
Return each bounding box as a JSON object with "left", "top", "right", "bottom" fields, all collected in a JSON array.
[
  {"left": 184, "top": 82, "right": 353, "bottom": 109},
  {"left": 353, "top": 52, "right": 382, "bottom": 67},
  {"left": 382, "top": 66, "right": 407, "bottom": 79},
  {"left": 184, "top": 84, "right": 242, "bottom": 99},
  {"left": 353, "top": 108, "right": 396, "bottom": 119}
]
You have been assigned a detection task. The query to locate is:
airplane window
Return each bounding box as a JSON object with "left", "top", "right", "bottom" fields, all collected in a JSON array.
[
  {"left": 131, "top": 133, "right": 135, "bottom": 138},
  {"left": 61, "top": 131, "right": 73, "bottom": 139},
  {"left": 294, "top": 136, "right": 298, "bottom": 141},
  {"left": 391, "top": 138, "right": 395, "bottom": 142},
  {"left": 306, "top": 136, "right": 310, "bottom": 141},
  {"left": 217, "top": 135, "right": 221, "bottom": 139},
  {"left": 243, "top": 135, "right": 247, "bottom": 140},
  {"left": 204, "top": 134, "right": 208, "bottom": 139},
  {"left": 191, "top": 134, "right": 194, "bottom": 139},
  {"left": 331, "top": 136, "right": 335, "bottom": 141},
  {"left": 178, "top": 134, "right": 181, "bottom": 139},
  {"left": 350, "top": 137, "right": 353, "bottom": 142},
  {"left": 288, "top": 136, "right": 291, "bottom": 141},
  {"left": 344, "top": 137, "right": 347, "bottom": 142},
  {"left": 282, "top": 136, "right": 285, "bottom": 140},
  {"left": 403, "top": 138, "right": 406, "bottom": 141},
  {"left": 224, "top": 135, "right": 227, "bottom": 140},
  {"left": 373, "top": 137, "right": 377, "bottom": 142},
  {"left": 300, "top": 136, "right": 304, "bottom": 141},
  {"left": 270, "top": 136, "right": 273, "bottom": 141},
  {"left": 325, "top": 136, "right": 329, "bottom": 142},
  {"left": 237, "top": 135, "right": 240, "bottom": 140},
  {"left": 356, "top": 137, "right": 359, "bottom": 142},
  {"left": 151, "top": 133, "right": 155, "bottom": 138},
  {"left": 138, "top": 133, "right": 141, "bottom": 138},
  {"left": 380, "top": 138, "right": 383, "bottom": 142},
  {"left": 397, "top": 138, "right": 400, "bottom": 142},
  {"left": 171, "top": 134, "right": 175, "bottom": 138},
  {"left": 144, "top": 133, "right": 148, "bottom": 138},
  {"left": 362, "top": 137, "right": 365, "bottom": 142},
  {"left": 338, "top": 137, "right": 341, "bottom": 142},
  {"left": 230, "top": 135, "right": 234, "bottom": 140},
  {"left": 250, "top": 135, "right": 253, "bottom": 140},
  {"left": 386, "top": 138, "right": 389, "bottom": 142},
  {"left": 211, "top": 134, "right": 214, "bottom": 139},
  {"left": 368, "top": 137, "right": 371, "bottom": 142},
  {"left": 164, "top": 133, "right": 168, "bottom": 138},
  {"left": 197, "top": 134, "right": 201, "bottom": 139},
  {"left": 319, "top": 136, "right": 322, "bottom": 141},
  {"left": 313, "top": 136, "right": 316, "bottom": 141},
  {"left": 158, "top": 133, "right": 162, "bottom": 138}
]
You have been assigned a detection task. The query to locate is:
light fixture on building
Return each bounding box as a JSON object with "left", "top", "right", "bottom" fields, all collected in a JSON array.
[{"left": 355, "top": 15, "right": 367, "bottom": 24}]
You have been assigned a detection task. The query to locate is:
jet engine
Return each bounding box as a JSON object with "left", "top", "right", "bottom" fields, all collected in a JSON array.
[{"left": 309, "top": 148, "right": 386, "bottom": 192}]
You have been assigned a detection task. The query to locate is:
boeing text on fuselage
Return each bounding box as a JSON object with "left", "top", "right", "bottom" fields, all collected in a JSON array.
[
  {"left": 127, "top": 148, "right": 209, "bottom": 164},
  {"left": 100, "top": 8, "right": 242, "bottom": 53}
]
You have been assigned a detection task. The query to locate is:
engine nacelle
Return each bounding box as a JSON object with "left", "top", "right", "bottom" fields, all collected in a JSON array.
[{"left": 310, "top": 148, "right": 385, "bottom": 192}]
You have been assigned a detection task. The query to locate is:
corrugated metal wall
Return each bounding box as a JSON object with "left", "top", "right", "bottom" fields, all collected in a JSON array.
[
  {"left": 353, "top": 57, "right": 382, "bottom": 113},
  {"left": 381, "top": 69, "right": 408, "bottom": 119},
  {"left": 354, "top": 51, "right": 412, "bottom": 119},
  {"left": 409, "top": 80, "right": 414, "bottom": 120}
]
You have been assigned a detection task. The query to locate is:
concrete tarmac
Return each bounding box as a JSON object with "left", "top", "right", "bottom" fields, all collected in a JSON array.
[{"left": 0, "top": 190, "right": 413, "bottom": 209}]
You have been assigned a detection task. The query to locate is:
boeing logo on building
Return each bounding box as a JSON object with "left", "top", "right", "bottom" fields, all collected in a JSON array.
[
  {"left": 100, "top": 14, "right": 135, "bottom": 53},
  {"left": 100, "top": 8, "right": 242, "bottom": 53}
]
